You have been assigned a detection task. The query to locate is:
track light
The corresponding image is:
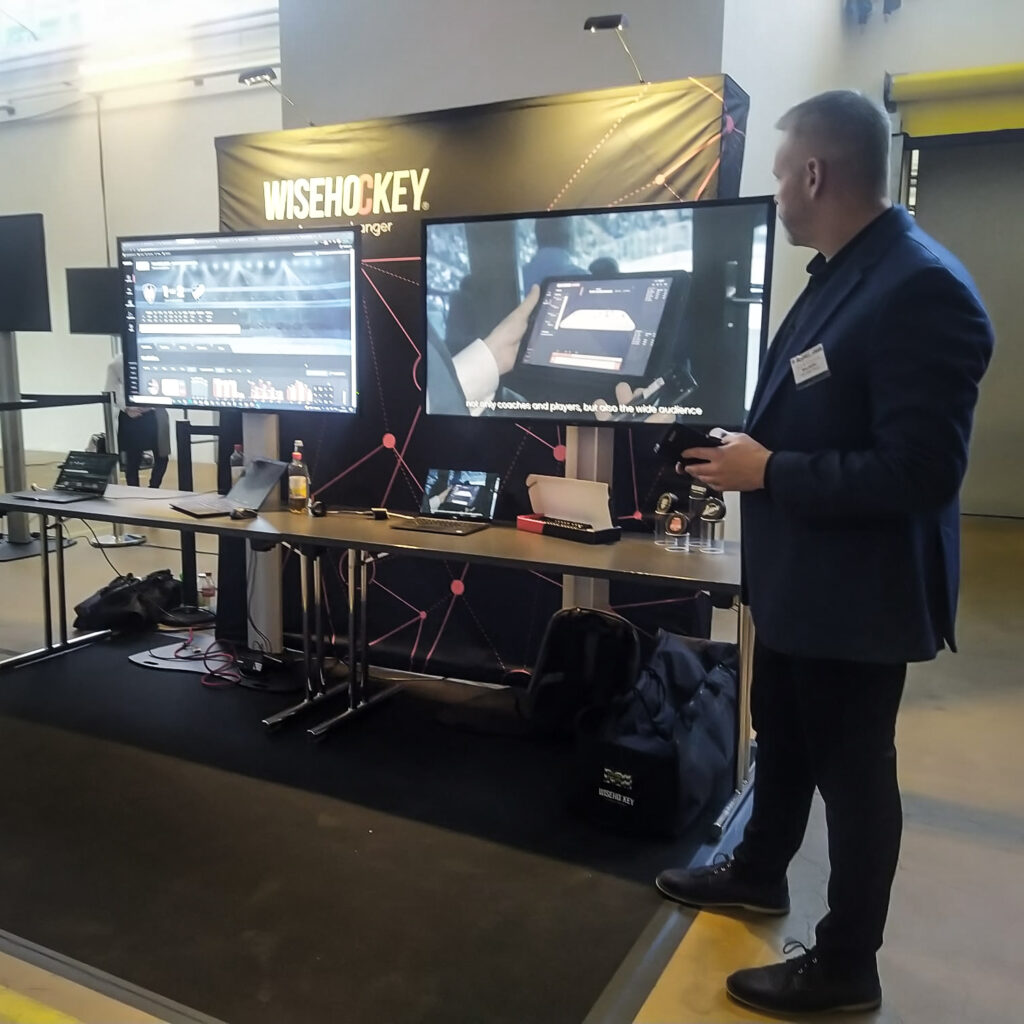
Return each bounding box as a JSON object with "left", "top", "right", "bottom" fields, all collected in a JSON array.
[
  {"left": 238, "top": 66, "right": 277, "bottom": 87},
  {"left": 583, "top": 14, "right": 645, "bottom": 84}
]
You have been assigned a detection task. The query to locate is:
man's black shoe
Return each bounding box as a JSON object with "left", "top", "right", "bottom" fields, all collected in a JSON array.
[
  {"left": 654, "top": 855, "right": 790, "bottom": 915},
  {"left": 726, "top": 942, "right": 882, "bottom": 1016}
]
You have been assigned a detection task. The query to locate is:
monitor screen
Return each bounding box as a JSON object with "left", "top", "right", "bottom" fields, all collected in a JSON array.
[
  {"left": 0, "top": 213, "right": 51, "bottom": 333},
  {"left": 422, "top": 469, "right": 500, "bottom": 521},
  {"left": 423, "top": 198, "right": 774, "bottom": 427},
  {"left": 118, "top": 228, "right": 359, "bottom": 413},
  {"left": 67, "top": 267, "right": 122, "bottom": 335}
]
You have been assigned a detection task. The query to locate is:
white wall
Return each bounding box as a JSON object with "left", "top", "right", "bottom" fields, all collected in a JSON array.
[
  {"left": 722, "top": 0, "right": 1024, "bottom": 329},
  {"left": 1, "top": 86, "right": 280, "bottom": 462},
  {"left": 279, "top": 0, "right": 726, "bottom": 128}
]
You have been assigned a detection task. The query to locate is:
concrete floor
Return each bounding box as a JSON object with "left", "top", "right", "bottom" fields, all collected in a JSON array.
[
  {"left": 1, "top": 458, "right": 1022, "bottom": 1022},
  {"left": 634, "top": 514, "right": 1024, "bottom": 1023}
]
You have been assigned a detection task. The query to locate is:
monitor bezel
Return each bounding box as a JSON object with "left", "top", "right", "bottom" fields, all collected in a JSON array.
[
  {"left": 116, "top": 226, "right": 362, "bottom": 415},
  {"left": 421, "top": 194, "right": 776, "bottom": 428}
]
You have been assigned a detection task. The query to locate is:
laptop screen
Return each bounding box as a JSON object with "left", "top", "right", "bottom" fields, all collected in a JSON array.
[
  {"left": 54, "top": 451, "right": 119, "bottom": 493},
  {"left": 421, "top": 469, "right": 500, "bottom": 521}
]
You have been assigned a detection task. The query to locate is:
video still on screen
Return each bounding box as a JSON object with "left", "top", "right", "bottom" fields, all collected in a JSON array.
[
  {"left": 422, "top": 469, "right": 500, "bottom": 520},
  {"left": 119, "top": 230, "right": 359, "bottom": 414},
  {"left": 424, "top": 199, "right": 773, "bottom": 426}
]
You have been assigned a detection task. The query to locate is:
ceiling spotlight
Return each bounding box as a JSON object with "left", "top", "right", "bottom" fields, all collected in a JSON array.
[
  {"left": 583, "top": 14, "right": 645, "bottom": 83},
  {"left": 238, "top": 66, "right": 277, "bottom": 86},
  {"left": 584, "top": 14, "right": 627, "bottom": 32}
]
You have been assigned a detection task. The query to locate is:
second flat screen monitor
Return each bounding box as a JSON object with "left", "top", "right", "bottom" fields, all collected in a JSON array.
[
  {"left": 424, "top": 198, "right": 774, "bottom": 427},
  {"left": 118, "top": 228, "right": 359, "bottom": 414}
]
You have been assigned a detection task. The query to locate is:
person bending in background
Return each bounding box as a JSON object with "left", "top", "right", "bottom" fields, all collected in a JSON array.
[
  {"left": 654, "top": 90, "right": 994, "bottom": 1016},
  {"left": 104, "top": 357, "right": 170, "bottom": 487}
]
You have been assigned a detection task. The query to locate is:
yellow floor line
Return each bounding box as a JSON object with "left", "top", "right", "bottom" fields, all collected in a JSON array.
[
  {"left": 0, "top": 985, "right": 82, "bottom": 1024},
  {"left": 633, "top": 911, "right": 782, "bottom": 1023}
]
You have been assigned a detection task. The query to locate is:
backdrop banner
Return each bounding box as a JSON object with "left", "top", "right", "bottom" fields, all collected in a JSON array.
[{"left": 215, "top": 76, "right": 748, "bottom": 680}]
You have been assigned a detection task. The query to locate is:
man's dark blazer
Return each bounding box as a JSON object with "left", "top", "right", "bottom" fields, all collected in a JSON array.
[{"left": 742, "top": 206, "right": 994, "bottom": 664}]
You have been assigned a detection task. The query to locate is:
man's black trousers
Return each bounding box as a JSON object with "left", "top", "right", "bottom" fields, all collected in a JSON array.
[{"left": 733, "top": 640, "right": 906, "bottom": 963}]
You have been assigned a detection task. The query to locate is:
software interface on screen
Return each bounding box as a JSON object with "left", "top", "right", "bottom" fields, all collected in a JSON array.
[
  {"left": 424, "top": 200, "right": 773, "bottom": 426},
  {"left": 422, "top": 469, "right": 501, "bottom": 520},
  {"left": 520, "top": 274, "right": 675, "bottom": 377},
  {"left": 119, "top": 230, "right": 358, "bottom": 413}
]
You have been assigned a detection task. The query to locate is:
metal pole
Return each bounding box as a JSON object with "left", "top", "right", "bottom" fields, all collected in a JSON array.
[
  {"left": 347, "top": 547, "right": 358, "bottom": 709},
  {"left": 39, "top": 512, "right": 52, "bottom": 649},
  {"left": 0, "top": 330, "right": 31, "bottom": 544},
  {"left": 54, "top": 516, "right": 68, "bottom": 644},
  {"left": 736, "top": 601, "right": 755, "bottom": 787},
  {"left": 358, "top": 552, "right": 369, "bottom": 705},
  {"left": 562, "top": 424, "right": 614, "bottom": 609}
]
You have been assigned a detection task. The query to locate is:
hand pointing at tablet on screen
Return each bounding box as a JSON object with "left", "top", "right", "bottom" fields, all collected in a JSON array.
[{"left": 481, "top": 284, "right": 540, "bottom": 374}]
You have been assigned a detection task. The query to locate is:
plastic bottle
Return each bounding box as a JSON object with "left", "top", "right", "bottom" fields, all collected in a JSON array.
[
  {"left": 229, "top": 444, "right": 245, "bottom": 486},
  {"left": 288, "top": 442, "right": 310, "bottom": 513}
]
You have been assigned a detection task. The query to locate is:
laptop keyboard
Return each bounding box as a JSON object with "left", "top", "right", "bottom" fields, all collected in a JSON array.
[{"left": 173, "top": 495, "right": 237, "bottom": 515}]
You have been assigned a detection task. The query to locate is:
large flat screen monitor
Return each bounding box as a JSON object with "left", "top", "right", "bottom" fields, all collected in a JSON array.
[
  {"left": 67, "top": 267, "right": 122, "bottom": 335},
  {"left": 0, "top": 213, "right": 51, "bottom": 333},
  {"left": 423, "top": 197, "right": 774, "bottom": 427},
  {"left": 118, "top": 228, "right": 359, "bottom": 413}
]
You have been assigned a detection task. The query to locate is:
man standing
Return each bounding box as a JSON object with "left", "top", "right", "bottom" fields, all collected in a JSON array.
[{"left": 655, "top": 91, "right": 994, "bottom": 1015}]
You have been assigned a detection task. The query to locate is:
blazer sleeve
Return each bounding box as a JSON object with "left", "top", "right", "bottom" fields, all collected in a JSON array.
[{"left": 766, "top": 266, "right": 994, "bottom": 520}]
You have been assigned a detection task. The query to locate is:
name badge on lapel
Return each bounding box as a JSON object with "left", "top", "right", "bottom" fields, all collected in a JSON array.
[{"left": 790, "top": 344, "right": 831, "bottom": 389}]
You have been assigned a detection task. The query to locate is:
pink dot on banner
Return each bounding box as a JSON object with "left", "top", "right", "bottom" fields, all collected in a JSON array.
[
  {"left": 450, "top": 580, "right": 465, "bottom": 596},
  {"left": 654, "top": 173, "right": 666, "bottom": 185},
  {"left": 553, "top": 444, "right": 566, "bottom": 463},
  {"left": 382, "top": 433, "right": 397, "bottom": 449},
  {"left": 725, "top": 114, "right": 735, "bottom": 134},
  {"left": 418, "top": 610, "right": 427, "bottom": 620},
  {"left": 632, "top": 510, "right": 643, "bottom": 520}
]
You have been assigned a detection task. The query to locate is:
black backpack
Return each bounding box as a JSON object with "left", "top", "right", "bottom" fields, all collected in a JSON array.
[
  {"left": 73, "top": 569, "right": 183, "bottom": 632},
  {"left": 517, "top": 607, "right": 642, "bottom": 736},
  {"left": 573, "top": 630, "right": 738, "bottom": 837}
]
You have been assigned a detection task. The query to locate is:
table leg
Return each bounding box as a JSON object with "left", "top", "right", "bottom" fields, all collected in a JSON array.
[
  {"left": 307, "top": 548, "right": 403, "bottom": 739},
  {"left": 261, "top": 545, "right": 349, "bottom": 729}
]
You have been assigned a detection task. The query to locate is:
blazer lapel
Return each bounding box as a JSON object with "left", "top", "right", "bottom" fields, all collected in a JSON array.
[
  {"left": 745, "top": 207, "right": 913, "bottom": 431},
  {"left": 747, "top": 269, "right": 863, "bottom": 429}
]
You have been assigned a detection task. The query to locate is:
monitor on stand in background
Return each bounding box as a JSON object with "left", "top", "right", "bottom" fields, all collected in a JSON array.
[
  {"left": 0, "top": 213, "right": 53, "bottom": 560},
  {"left": 67, "top": 267, "right": 123, "bottom": 336}
]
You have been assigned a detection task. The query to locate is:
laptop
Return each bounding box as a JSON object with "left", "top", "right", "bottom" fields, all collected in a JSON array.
[
  {"left": 10, "top": 451, "right": 119, "bottom": 503},
  {"left": 170, "top": 457, "right": 288, "bottom": 518},
  {"left": 391, "top": 468, "right": 500, "bottom": 536}
]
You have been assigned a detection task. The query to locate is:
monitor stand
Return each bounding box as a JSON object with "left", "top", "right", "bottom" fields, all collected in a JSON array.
[
  {"left": 243, "top": 411, "right": 283, "bottom": 654},
  {"left": 562, "top": 424, "right": 613, "bottom": 610}
]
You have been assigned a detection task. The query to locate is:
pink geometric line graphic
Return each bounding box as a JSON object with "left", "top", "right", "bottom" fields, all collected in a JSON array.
[
  {"left": 314, "top": 444, "right": 385, "bottom": 497},
  {"left": 370, "top": 612, "right": 426, "bottom": 649},
  {"left": 391, "top": 444, "right": 425, "bottom": 494},
  {"left": 515, "top": 423, "right": 555, "bottom": 450},
  {"left": 362, "top": 292, "right": 389, "bottom": 431},
  {"left": 361, "top": 266, "right": 423, "bottom": 391},
  {"left": 373, "top": 579, "right": 421, "bottom": 615},
  {"left": 610, "top": 131, "right": 724, "bottom": 207},
  {"left": 362, "top": 257, "right": 422, "bottom": 263},
  {"left": 381, "top": 405, "right": 422, "bottom": 506},
  {"left": 687, "top": 76, "right": 725, "bottom": 103},
  {"left": 530, "top": 571, "right": 562, "bottom": 587},
  {"left": 694, "top": 156, "right": 722, "bottom": 202},
  {"left": 424, "top": 563, "right": 470, "bottom": 667},
  {"left": 548, "top": 82, "right": 651, "bottom": 210},
  {"left": 459, "top": 590, "right": 507, "bottom": 672},
  {"left": 365, "top": 263, "right": 421, "bottom": 286}
]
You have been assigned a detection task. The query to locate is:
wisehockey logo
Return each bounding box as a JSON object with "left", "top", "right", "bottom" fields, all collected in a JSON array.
[
  {"left": 602, "top": 767, "right": 633, "bottom": 791},
  {"left": 263, "top": 168, "right": 431, "bottom": 221}
]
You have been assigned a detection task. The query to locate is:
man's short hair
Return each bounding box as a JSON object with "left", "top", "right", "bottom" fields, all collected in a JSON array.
[{"left": 776, "top": 90, "right": 891, "bottom": 199}]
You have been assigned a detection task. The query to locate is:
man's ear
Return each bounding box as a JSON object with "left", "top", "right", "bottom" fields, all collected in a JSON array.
[{"left": 806, "top": 157, "right": 823, "bottom": 197}]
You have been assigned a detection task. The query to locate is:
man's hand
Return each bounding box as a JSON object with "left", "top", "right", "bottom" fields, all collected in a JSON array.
[
  {"left": 680, "top": 431, "right": 772, "bottom": 491},
  {"left": 482, "top": 284, "right": 540, "bottom": 376}
]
